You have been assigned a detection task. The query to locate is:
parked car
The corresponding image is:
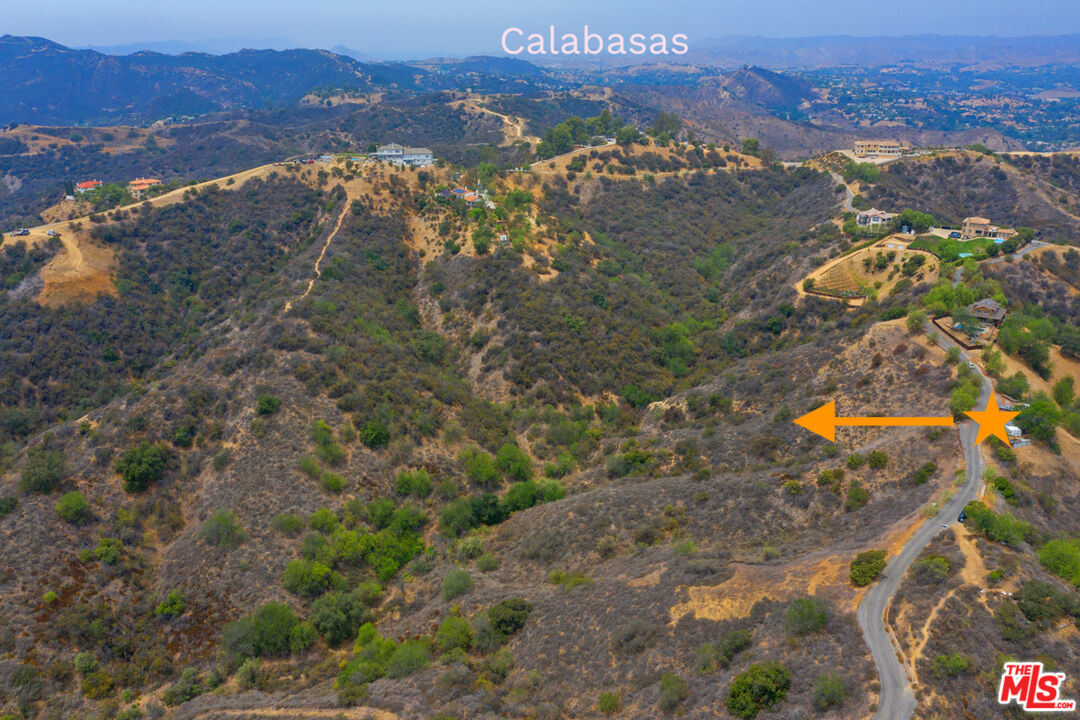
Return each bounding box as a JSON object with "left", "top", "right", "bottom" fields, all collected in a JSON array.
[
  {"left": 958, "top": 510, "right": 966, "bottom": 523},
  {"left": 46, "top": 229, "right": 59, "bottom": 237},
  {"left": 9, "top": 228, "right": 29, "bottom": 237},
  {"left": 948, "top": 231, "right": 962, "bottom": 239}
]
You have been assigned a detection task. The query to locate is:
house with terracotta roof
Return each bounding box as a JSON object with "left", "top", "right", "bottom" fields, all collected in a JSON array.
[
  {"left": 129, "top": 178, "right": 162, "bottom": 199},
  {"left": 75, "top": 180, "right": 102, "bottom": 194},
  {"left": 961, "top": 216, "right": 1016, "bottom": 241}
]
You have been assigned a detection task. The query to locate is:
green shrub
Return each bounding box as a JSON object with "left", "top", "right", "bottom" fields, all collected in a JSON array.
[
  {"left": 845, "top": 481, "right": 870, "bottom": 512},
  {"left": 459, "top": 446, "right": 498, "bottom": 486},
  {"left": 155, "top": 590, "right": 185, "bottom": 617},
  {"left": 358, "top": 420, "right": 389, "bottom": 448},
  {"left": 21, "top": 446, "right": 70, "bottom": 493},
  {"left": 487, "top": 597, "right": 531, "bottom": 639},
  {"left": 726, "top": 661, "right": 791, "bottom": 719},
  {"left": 283, "top": 559, "right": 345, "bottom": 598},
  {"left": 317, "top": 442, "right": 346, "bottom": 466},
  {"left": 94, "top": 537, "right": 124, "bottom": 565},
  {"left": 199, "top": 509, "right": 248, "bottom": 550},
  {"left": 476, "top": 552, "right": 499, "bottom": 572},
  {"left": 0, "top": 496, "right": 16, "bottom": 517},
  {"left": 1039, "top": 537, "right": 1080, "bottom": 586},
  {"left": 255, "top": 394, "right": 281, "bottom": 415},
  {"left": 395, "top": 469, "right": 432, "bottom": 498},
  {"left": 310, "top": 591, "right": 371, "bottom": 645},
  {"left": 55, "top": 491, "right": 92, "bottom": 525},
  {"left": 812, "top": 671, "right": 847, "bottom": 710},
  {"left": 441, "top": 569, "right": 474, "bottom": 601},
  {"left": 386, "top": 639, "right": 432, "bottom": 678},
  {"left": 549, "top": 568, "right": 593, "bottom": 588},
  {"left": 913, "top": 554, "right": 951, "bottom": 584},
  {"left": 115, "top": 442, "right": 167, "bottom": 493},
  {"left": 850, "top": 550, "right": 887, "bottom": 586},
  {"left": 289, "top": 621, "right": 318, "bottom": 653},
  {"left": 309, "top": 507, "right": 340, "bottom": 533},
  {"left": 320, "top": 471, "right": 345, "bottom": 493},
  {"left": 299, "top": 455, "right": 320, "bottom": 479},
  {"left": 81, "top": 669, "right": 115, "bottom": 698},
  {"left": 962, "top": 501, "right": 1035, "bottom": 547},
  {"left": 932, "top": 652, "right": 973, "bottom": 678},
  {"left": 74, "top": 651, "right": 98, "bottom": 674},
  {"left": 495, "top": 443, "right": 532, "bottom": 482},
  {"left": 272, "top": 513, "right": 305, "bottom": 536},
  {"left": 867, "top": 450, "right": 888, "bottom": 469},
  {"left": 435, "top": 616, "right": 472, "bottom": 655},
  {"left": 42, "top": 590, "right": 58, "bottom": 604},
  {"left": 659, "top": 672, "right": 688, "bottom": 712},
  {"left": 846, "top": 453, "right": 865, "bottom": 469},
  {"left": 598, "top": 691, "right": 622, "bottom": 714},
  {"left": 223, "top": 602, "right": 302, "bottom": 658},
  {"left": 784, "top": 596, "right": 829, "bottom": 636},
  {"left": 912, "top": 462, "right": 937, "bottom": 485}
]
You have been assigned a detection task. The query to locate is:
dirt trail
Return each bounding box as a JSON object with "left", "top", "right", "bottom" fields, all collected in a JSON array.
[
  {"left": 284, "top": 202, "right": 350, "bottom": 312},
  {"left": 459, "top": 98, "right": 539, "bottom": 145},
  {"left": 186, "top": 707, "right": 399, "bottom": 720}
]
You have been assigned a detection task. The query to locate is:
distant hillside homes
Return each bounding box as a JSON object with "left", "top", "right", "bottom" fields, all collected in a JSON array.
[{"left": 373, "top": 143, "right": 434, "bottom": 167}]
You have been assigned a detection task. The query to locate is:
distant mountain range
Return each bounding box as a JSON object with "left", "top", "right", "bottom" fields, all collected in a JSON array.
[
  {"left": 0, "top": 35, "right": 568, "bottom": 126},
  {"left": 689, "top": 34, "right": 1080, "bottom": 69}
]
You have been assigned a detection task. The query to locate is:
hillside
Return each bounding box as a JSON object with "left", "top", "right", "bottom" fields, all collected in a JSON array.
[{"left": 1, "top": 118, "right": 1080, "bottom": 720}]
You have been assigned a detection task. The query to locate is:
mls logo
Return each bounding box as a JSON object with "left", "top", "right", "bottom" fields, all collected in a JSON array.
[{"left": 999, "top": 662, "right": 1076, "bottom": 712}]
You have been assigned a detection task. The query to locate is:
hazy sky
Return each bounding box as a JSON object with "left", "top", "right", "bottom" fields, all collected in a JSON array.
[{"left": 6, "top": 0, "right": 1080, "bottom": 57}]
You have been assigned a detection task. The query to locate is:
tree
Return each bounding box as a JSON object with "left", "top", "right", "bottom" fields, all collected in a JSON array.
[
  {"left": 20, "top": 445, "right": 69, "bottom": 493},
  {"left": 116, "top": 442, "right": 167, "bottom": 493},
  {"left": 282, "top": 559, "right": 344, "bottom": 598},
  {"left": 310, "top": 591, "right": 370, "bottom": 646},
  {"left": 459, "top": 446, "right": 498, "bottom": 486},
  {"left": 726, "top": 661, "right": 791, "bottom": 719},
  {"left": 650, "top": 112, "right": 682, "bottom": 138},
  {"left": 615, "top": 125, "right": 640, "bottom": 146},
  {"left": 495, "top": 443, "right": 532, "bottom": 482},
  {"left": 1014, "top": 392, "right": 1062, "bottom": 443},
  {"left": 784, "top": 596, "right": 829, "bottom": 636},
  {"left": 905, "top": 309, "right": 927, "bottom": 333},
  {"left": 1053, "top": 376, "right": 1075, "bottom": 409},
  {"left": 741, "top": 138, "right": 761, "bottom": 156},
  {"left": 850, "top": 550, "right": 887, "bottom": 586},
  {"left": 55, "top": 491, "right": 92, "bottom": 525}
]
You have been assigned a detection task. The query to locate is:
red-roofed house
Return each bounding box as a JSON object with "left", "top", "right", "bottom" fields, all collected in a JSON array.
[
  {"left": 129, "top": 178, "right": 162, "bottom": 199},
  {"left": 75, "top": 180, "right": 102, "bottom": 194}
]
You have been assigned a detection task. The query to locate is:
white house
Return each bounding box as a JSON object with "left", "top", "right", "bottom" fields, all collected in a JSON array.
[
  {"left": 856, "top": 208, "right": 896, "bottom": 228},
  {"left": 374, "top": 143, "right": 434, "bottom": 167}
]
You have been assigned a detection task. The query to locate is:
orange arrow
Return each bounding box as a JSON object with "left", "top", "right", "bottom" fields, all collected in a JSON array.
[{"left": 795, "top": 401, "right": 954, "bottom": 442}]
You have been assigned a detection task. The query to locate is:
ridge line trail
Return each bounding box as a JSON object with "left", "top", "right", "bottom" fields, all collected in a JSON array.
[{"left": 285, "top": 202, "right": 350, "bottom": 312}]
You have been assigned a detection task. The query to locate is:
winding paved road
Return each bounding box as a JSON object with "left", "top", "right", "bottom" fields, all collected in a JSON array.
[{"left": 856, "top": 333, "right": 991, "bottom": 720}]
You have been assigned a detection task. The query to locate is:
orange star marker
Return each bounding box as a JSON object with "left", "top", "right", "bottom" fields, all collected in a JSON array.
[{"left": 964, "top": 394, "right": 1021, "bottom": 446}]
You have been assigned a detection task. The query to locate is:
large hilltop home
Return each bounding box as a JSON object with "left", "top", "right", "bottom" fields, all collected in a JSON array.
[
  {"left": 128, "top": 177, "right": 162, "bottom": 199},
  {"left": 853, "top": 139, "right": 906, "bottom": 158},
  {"left": 855, "top": 207, "right": 896, "bottom": 228},
  {"left": 75, "top": 179, "right": 102, "bottom": 194},
  {"left": 969, "top": 298, "right": 1007, "bottom": 326},
  {"left": 961, "top": 216, "right": 1017, "bottom": 241},
  {"left": 373, "top": 143, "right": 434, "bottom": 167}
]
